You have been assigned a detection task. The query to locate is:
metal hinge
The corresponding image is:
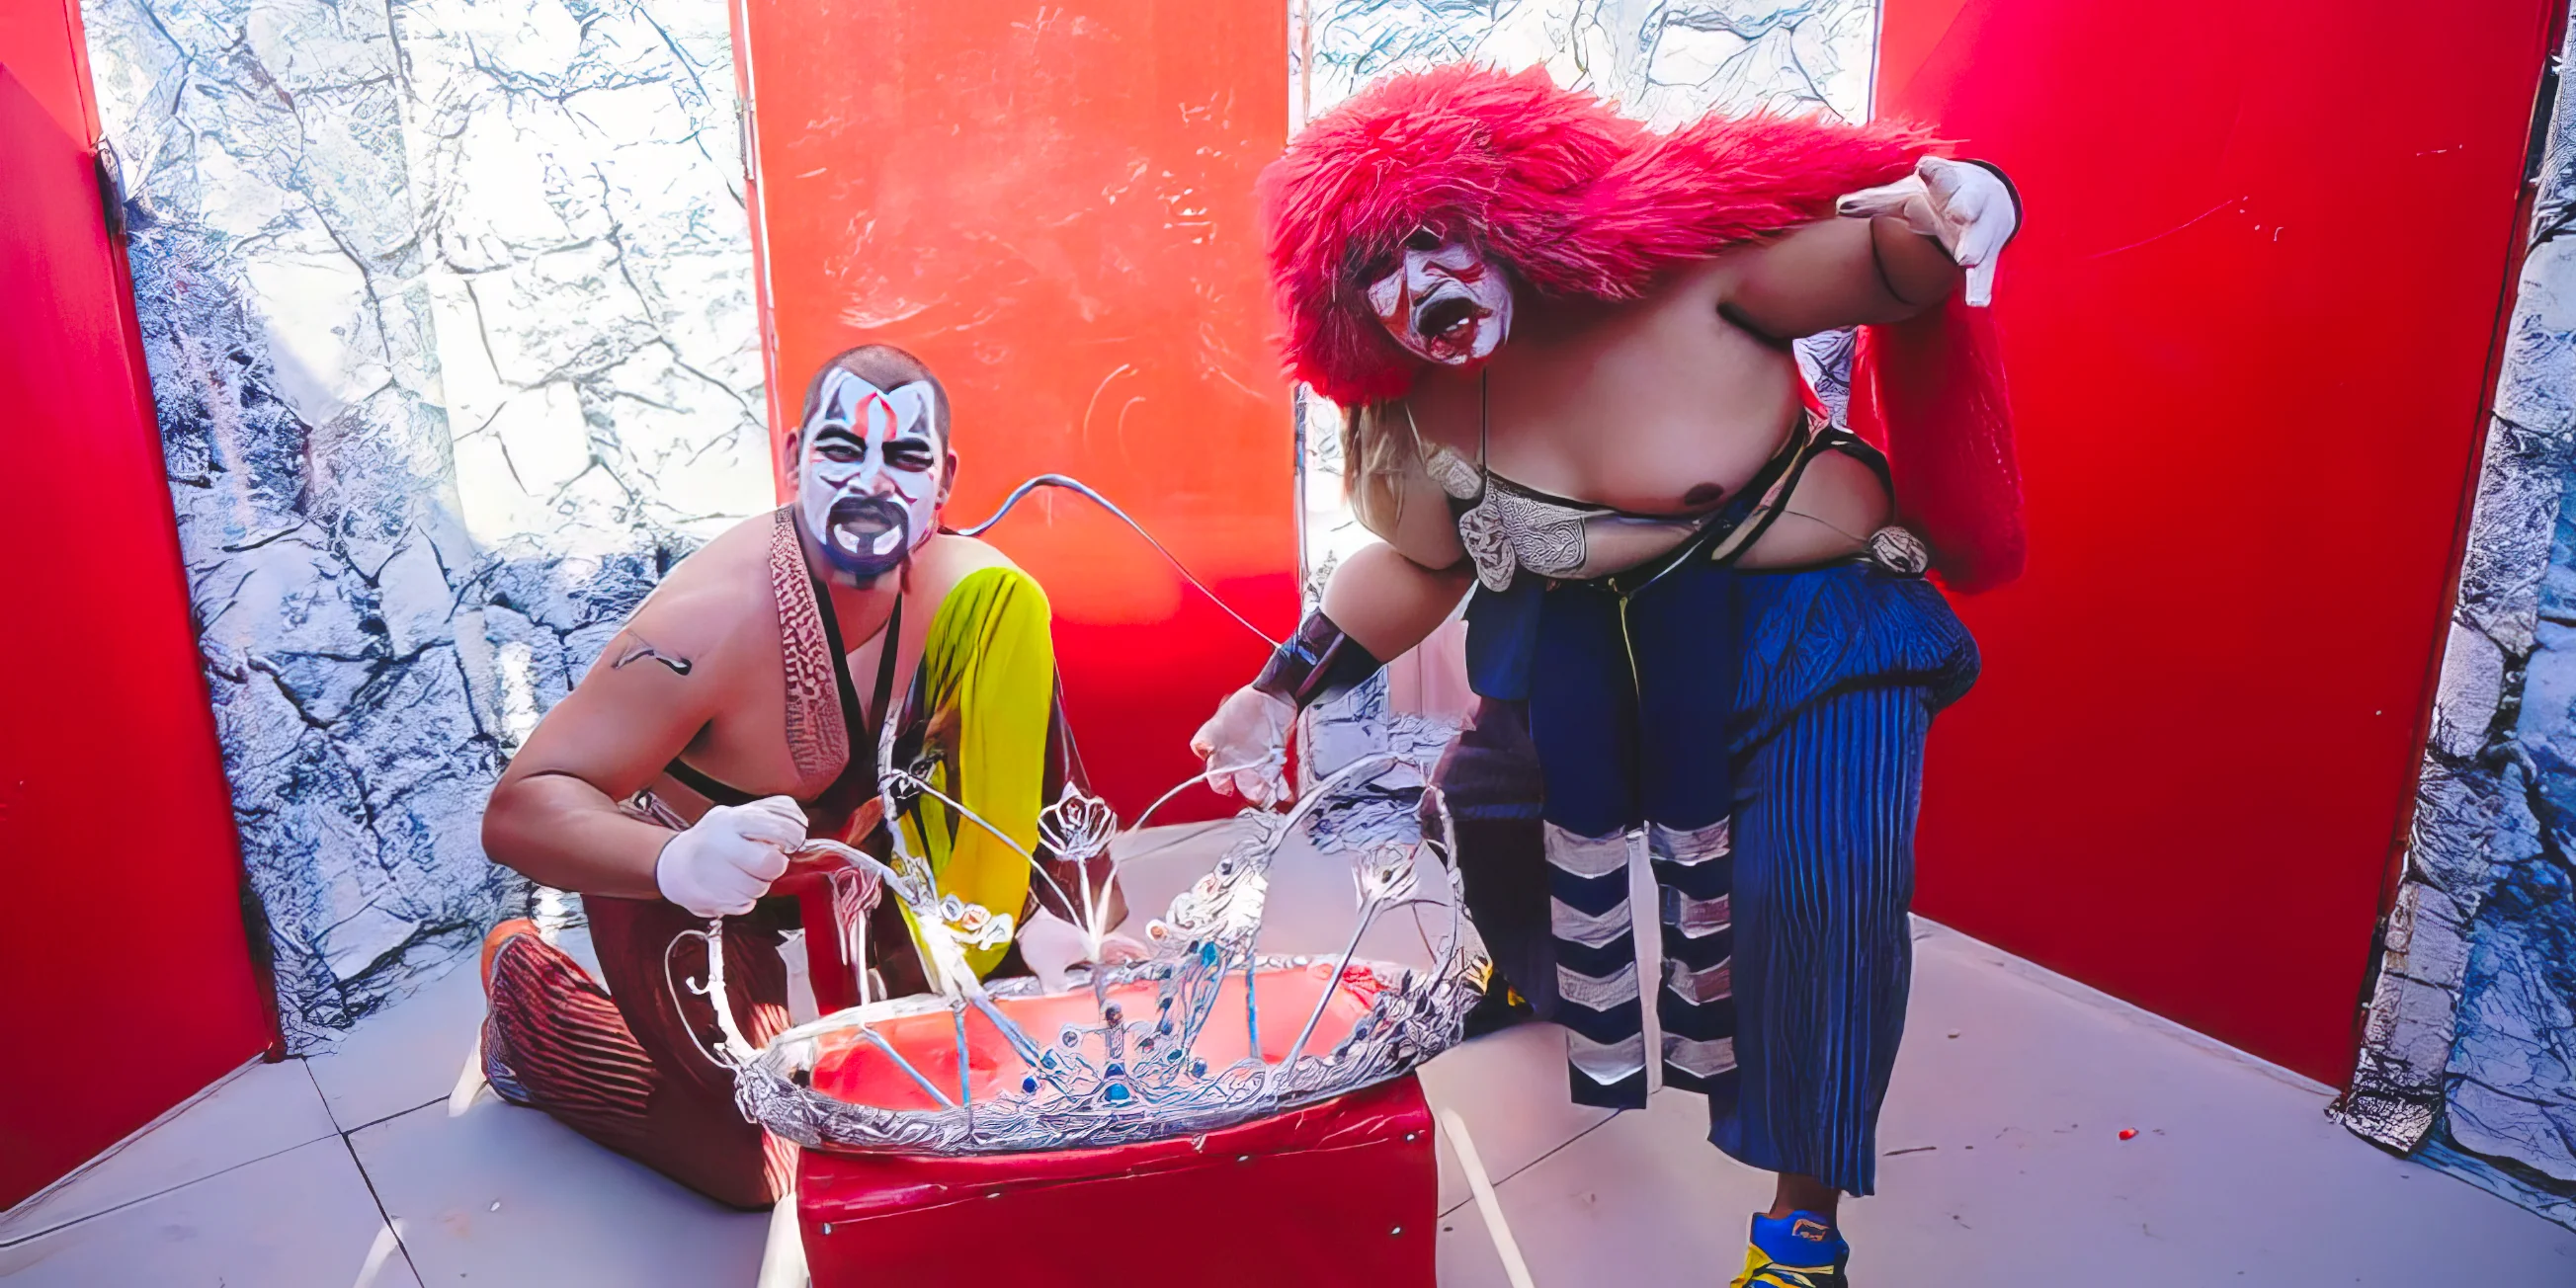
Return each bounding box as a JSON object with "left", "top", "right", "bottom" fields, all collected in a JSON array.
[
  {"left": 2526, "top": 53, "right": 2563, "bottom": 191},
  {"left": 94, "top": 136, "right": 127, "bottom": 242}
]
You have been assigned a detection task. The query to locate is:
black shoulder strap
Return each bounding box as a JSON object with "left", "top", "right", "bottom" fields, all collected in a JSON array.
[
  {"left": 808, "top": 573, "right": 867, "bottom": 736},
  {"left": 804, "top": 577, "right": 900, "bottom": 835},
  {"left": 1819, "top": 426, "right": 1894, "bottom": 495},
  {"left": 662, "top": 756, "right": 760, "bottom": 808},
  {"left": 1476, "top": 368, "right": 1491, "bottom": 472},
  {"left": 665, "top": 578, "right": 903, "bottom": 831},
  {"left": 870, "top": 594, "right": 904, "bottom": 733}
]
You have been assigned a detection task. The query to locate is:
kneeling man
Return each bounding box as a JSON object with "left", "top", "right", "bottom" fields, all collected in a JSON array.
[{"left": 479, "top": 344, "right": 1127, "bottom": 1207}]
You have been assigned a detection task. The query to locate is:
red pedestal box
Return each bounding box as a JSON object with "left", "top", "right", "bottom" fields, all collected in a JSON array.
[{"left": 798, "top": 1074, "right": 1436, "bottom": 1287}]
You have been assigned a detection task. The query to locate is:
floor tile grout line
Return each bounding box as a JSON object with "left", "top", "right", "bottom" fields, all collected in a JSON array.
[
  {"left": 337, "top": 1092, "right": 453, "bottom": 1139},
  {"left": 1911, "top": 920, "right": 2336, "bottom": 1097},
  {"left": 1497, "top": 1112, "right": 1620, "bottom": 1187},
  {"left": 0, "top": 1132, "right": 342, "bottom": 1249},
  {"left": 340, "top": 1133, "right": 429, "bottom": 1288},
  {"left": 1438, "top": 1111, "right": 1622, "bottom": 1219},
  {"left": 301, "top": 1057, "right": 353, "bottom": 1136},
  {"left": 0, "top": 1055, "right": 265, "bottom": 1227}
]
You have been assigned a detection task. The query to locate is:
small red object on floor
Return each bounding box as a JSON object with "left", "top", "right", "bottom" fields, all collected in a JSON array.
[
  {"left": 2119, "top": 1128, "right": 2138, "bottom": 1140},
  {"left": 798, "top": 1072, "right": 1436, "bottom": 1287}
]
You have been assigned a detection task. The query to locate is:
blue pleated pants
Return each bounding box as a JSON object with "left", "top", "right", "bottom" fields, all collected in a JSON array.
[{"left": 1450, "top": 557, "right": 1977, "bottom": 1196}]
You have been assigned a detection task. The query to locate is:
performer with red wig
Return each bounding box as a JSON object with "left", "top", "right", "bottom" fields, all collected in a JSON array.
[{"left": 1192, "top": 66, "right": 2024, "bottom": 1287}]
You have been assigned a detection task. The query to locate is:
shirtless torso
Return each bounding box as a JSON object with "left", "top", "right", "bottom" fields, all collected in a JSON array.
[
  {"left": 482, "top": 519, "right": 1022, "bottom": 902},
  {"left": 1319, "top": 212, "right": 1960, "bottom": 661}
]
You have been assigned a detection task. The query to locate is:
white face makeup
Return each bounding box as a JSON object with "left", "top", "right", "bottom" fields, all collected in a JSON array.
[
  {"left": 1365, "top": 229, "right": 1513, "bottom": 366},
  {"left": 796, "top": 367, "right": 943, "bottom": 581}
]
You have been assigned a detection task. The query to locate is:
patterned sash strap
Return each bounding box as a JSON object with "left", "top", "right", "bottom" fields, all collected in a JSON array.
[{"left": 769, "top": 508, "right": 848, "bottom": 781}]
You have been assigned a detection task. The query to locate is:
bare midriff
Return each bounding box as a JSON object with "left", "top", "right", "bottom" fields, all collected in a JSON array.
[{"left": 1399, "top": 256, "right": 1893, "bottom": 576}]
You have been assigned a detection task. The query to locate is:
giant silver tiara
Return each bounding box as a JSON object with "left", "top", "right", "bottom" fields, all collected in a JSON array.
[{"left": 693, "top": 750, "right": 1485, "bottom": 1157}]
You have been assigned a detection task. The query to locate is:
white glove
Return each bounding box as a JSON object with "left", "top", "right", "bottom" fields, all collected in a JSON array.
[
  {"left": 1018, "top": 908, "right": 1151, "bottom": 992},
  {"left": 1189, "top": 685, "right": 1293, "bottom": 807},
  {"left": 1837, "top": 156, "right": 2019, "bottom": 307},
  {"left": 654, "top": 795, "right": 805, "bottom": 918}
]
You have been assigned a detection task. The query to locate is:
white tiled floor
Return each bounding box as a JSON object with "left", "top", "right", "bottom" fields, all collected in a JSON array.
[
  {"left": 0, "top": 1135, "right": 419, "bottom": 1287},
  {"left": 350, "top": 1096, "right": 768, "bottom": 1285},
  {"left": 304, "top": 956, "right": 500, "bottom": 1134},
  {"left": 1432, "top": 923, "right": 2576, "bottom": 1287},
  {"left": 7, "top": 821, "right": 2573, "bottom": 1286},
  {"left": 0, "top": 1057, "right": 340, "bottom": 1243}
]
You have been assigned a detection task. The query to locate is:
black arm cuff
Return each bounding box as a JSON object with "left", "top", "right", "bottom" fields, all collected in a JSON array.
[
  {"left": 1962, "top": 159, "right": 2024, "bottom": 246},
  {"left": 1252, "top": 609, "right": 1385, "bottom": 711}
]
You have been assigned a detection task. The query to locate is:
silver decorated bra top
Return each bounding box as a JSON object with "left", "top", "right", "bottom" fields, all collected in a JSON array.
[{"left": 1420, "top": 439, "right": 1722, "bottom": 591}]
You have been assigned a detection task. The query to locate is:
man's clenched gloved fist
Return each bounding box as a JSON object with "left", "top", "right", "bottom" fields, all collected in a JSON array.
[
  {"left": 1837, "top": 156, "right": 2020, "bottom": 307},
  {"left": 655, "top": 796, "right": 806, "bottom": 918},
  {"left": 1019, "top": 909, "right": 1152, "bottom": 993},
  {"left": 1189, "top": 685, "right": 1293, "bottom": 807}
]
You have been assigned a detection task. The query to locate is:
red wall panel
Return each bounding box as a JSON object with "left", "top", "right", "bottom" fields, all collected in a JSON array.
[
  {"left": 0, "top": 43, "right": 272, "bottom": 1204},
  {"left": 731, "top": 0, "right": 1297, "bottom": 821},
  {"left": 1882, "top": 0, "right": 2555, "bottom": 1083}
]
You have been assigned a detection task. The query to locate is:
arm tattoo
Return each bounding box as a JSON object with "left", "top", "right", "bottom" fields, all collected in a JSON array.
[{"left": 611, "top": 632, "right": 694, "bottom": 676}]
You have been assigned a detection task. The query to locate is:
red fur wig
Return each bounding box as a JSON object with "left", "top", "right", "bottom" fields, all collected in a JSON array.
[{"left": 1259, "top": 64, "right": 2025, "bottom": 594}]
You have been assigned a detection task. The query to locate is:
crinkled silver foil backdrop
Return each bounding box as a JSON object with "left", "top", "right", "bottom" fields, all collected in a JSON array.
[
  {"left": 2345, "top": 8, "right": 2576, "bottom": 1230},
  {"left": 80, "top": 0, "right": 772, "bottom": 1048}
]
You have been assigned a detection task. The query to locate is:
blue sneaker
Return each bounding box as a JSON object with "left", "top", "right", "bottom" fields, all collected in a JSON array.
[{"left": 1729, "top": 1211, "right": 1849, "bottom": 1287}]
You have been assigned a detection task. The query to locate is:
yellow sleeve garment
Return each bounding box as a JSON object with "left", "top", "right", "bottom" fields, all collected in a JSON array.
[{"left": 892, "top": 565, "right": 1055, "bottom": 980}]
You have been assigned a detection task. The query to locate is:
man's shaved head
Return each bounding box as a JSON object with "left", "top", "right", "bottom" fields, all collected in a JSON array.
[{"left": 799, "top": 344, "right": 951, "bottom": 447}]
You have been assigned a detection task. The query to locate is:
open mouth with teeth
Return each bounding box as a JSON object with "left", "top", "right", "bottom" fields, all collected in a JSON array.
[{"left": 1411, "top": 287, "right": 1491, "bottom": 360}]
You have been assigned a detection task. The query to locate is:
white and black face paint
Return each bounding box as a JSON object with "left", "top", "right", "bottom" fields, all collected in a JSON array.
[
  {"left": 1365, "top": 228, "right": 1513, "bottom": 366},
  {"left": 796, "top": 367, "right": 942, "bottom": 582}
]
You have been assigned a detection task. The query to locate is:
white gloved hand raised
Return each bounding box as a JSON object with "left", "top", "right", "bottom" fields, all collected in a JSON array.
[
  {"left": 1188, "top": 685, "right": 1294, "bottom": 807},
  {"left": 655, "top": 795, "right": 806, "bottom": 918},
  {"left": 1017, "top": 908, "right": 1151, "bottom": 993},
  {"left": 1836, "top": 155, "right": 2020, "bottom": 307}
]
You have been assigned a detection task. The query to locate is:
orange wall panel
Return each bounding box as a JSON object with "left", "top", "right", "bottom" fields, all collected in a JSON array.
[{"left": 733, "top": 0, "right": 1296, "bottom": 819}]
